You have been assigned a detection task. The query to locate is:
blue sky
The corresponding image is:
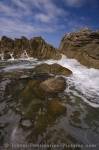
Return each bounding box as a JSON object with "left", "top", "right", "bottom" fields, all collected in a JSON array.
[{"left": 0, "top": 0, "right": 99, "bottom": 47}]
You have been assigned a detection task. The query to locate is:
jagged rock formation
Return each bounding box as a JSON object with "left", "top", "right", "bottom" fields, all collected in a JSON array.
[
  {"left": 1, "top": 28, "right": 99, "bottom": 69},
  {"left": 0, "top": 36, "right": 61, "bottom": 60},
  {"left": 59, "top": 28, "right": 99, "bottom": 68}
]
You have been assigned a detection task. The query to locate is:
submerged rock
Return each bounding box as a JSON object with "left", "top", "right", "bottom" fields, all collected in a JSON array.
[
  {"left": 59, "top": 28, "right": 99, "bottom": 68},
  {"left": 20, "top": 73, "right": 53, "bottom": 103},
  {"left": 34, "top": 63, "right": 72, "bottom": 76},
  {"left": 40, "top": 77, "right": 66, "bottom": 94},
  {"left": 32, "top": 73, "right": 53, "bottom": 81},
  {"left": 47, "top": 99, "right": 66, "bottom": 116}
]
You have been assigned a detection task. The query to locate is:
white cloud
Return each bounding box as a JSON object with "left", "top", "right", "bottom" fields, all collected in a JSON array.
[
  {"left": 0, "top": 17, "right": 56, "bottom": 38},
  {"left": 35, "top": 14, "right": 52, "bottom": 23},
  {"left": 11, "top": 0, "right": 66, "bottom": 22},
  {"left": 0, "top": 0, "right": 69, "bottom": 37},
  {"left": 0, "top": 1, "right": 30, "bottom": 18},
  {"left": 0, "top": 2, "right": 18, "bottom": 17},
  {"left": 65, "top": 0, "right": 84, "bottom": 7}
]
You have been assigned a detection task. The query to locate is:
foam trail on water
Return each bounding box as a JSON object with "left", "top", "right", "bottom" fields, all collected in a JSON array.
[
  {"left": 8, "top": 52, "right": 15, "bottom": 61},
  {"left": 2, "top": 59, "right": 42, "bottom": 72},
  {"left": 45, "top": 55, "right": 99, "bottom": 108},
  {"left": 0, "top": 52, "right": 4, "bottom": 60},
  {"left": 3, "top": 64, "right": 35, "bottom": 71},
  {"left": 59, "top": 55, "right": 99, "bottom": 107}
]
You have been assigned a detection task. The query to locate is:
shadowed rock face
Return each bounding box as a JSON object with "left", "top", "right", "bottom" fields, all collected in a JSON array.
[
  {"left": 0, "top": 36, "right": 61, "bottom": 60},
  {"left": 59, "top": 28, "right": 99, "bottom": 68}
]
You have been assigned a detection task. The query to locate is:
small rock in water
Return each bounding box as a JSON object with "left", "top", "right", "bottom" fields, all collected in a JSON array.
[
  {"left": 20, "top": 75, "right": 29, "bottom": 79},
  {"left": 20, "top": 119, "right": 32, "bottom": 128}
]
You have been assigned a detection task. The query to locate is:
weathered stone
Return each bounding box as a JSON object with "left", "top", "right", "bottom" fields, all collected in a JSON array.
[
  {"left": 40, "top": 77, "right": 66, "bottom": 94},
  {"left": 30, "top": 37, "right": 61, "bottom": 60},
  {"left": 59, "top": 28, "right": 99, "bottom": 68},
  {"left": 0, "top": 36, "right": 61, "bottom": 60},
  {"left": 34, "top": 63, "right": 72, "bottom": 76}
]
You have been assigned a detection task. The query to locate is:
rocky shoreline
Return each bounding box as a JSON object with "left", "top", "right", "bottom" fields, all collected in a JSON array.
[
  {"left": 0, "top": 33, "right": 99, "bottom": 147},
  {"left": 0, "top": 28, "right": 99, "bottom": 68}
]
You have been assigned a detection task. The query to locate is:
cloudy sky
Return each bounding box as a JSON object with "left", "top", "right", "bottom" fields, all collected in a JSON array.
[{"left": 0, "top": 0, "right": 99, "bottom": 47}]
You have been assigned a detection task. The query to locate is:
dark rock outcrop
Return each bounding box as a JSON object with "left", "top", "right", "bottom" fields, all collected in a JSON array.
[
  {"left": 33, "top": 63, "right": 72, "bottom": 76},
  {"left": 59, "top": 28, "right": 99, "bottom": 68},
  {"left": 0, "top": 36, "right": 61, "bottom": 60}
]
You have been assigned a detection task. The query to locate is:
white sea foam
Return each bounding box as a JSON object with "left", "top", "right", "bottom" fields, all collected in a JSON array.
[
  {"left": 58, "top": 56, "right": 99, "bottom": 107},
  {"left": 3, "top": 64, "right": 35, "bottom": 71},
  {"left": 2, "top": 58, "right": 40, "bottom": 71},
  {"left": 45, "top": 55, "right": 99, "bottom": 108}
]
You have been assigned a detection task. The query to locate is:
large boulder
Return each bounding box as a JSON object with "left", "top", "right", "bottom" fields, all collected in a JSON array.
[
  {"left": 59, "top": 28, "right": 99, "bottom": 68},
  {"left": 34, "top": 63, "right": 72, "bottom": 76},
  {"left": 40, "top": 77, "right": 66, "bottom": 94}
]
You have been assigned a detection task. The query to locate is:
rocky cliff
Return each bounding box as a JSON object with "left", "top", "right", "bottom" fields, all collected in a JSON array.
[
  {"left": 0, "top": 36, "right": 61, "bottom": 60},
  {"left": 59, "top": 28, "right": 99, "bottom": 69}
]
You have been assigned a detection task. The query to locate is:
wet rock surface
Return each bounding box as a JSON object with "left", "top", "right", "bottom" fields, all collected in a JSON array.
[
  {"left": 33, "top": 63, "right": 72, "bottom": 76},
  {"left": 60, "top": 28, "right": 99, "bottom": 68},
  {"left": 40, "top": 77, "right": 66, "bottom": 94},
  {"left": 0, "top": 56, "right": 99, "bottom": 149}
]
